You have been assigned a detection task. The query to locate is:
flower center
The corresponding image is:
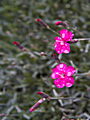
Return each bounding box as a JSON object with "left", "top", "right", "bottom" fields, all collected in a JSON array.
[{"left": 60, "top": 73, "right": 65, "bottom": 78}]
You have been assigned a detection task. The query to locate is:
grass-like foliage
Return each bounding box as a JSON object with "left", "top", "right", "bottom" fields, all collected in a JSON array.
[{"left": 0, "top": 0, "right": 90, "bottom": 119}]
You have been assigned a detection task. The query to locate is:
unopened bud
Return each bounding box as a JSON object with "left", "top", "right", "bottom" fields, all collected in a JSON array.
[
  {"left": 29, "top": 98, "right": 46, "bottom": 112},
  {"left": 55, "top": 21, "right": 69, "bottom": 27},
  {"left": 35, "top": 18, "right": 49, "bottom": 28},
  {"left": 13, "top": 41, "right": 20, "bottom": 46}
]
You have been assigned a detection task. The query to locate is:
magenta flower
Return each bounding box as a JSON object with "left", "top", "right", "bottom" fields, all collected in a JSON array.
[
  {"left": 54, "top": 39, "right": 70, "bottom": 54},
  {"left": 54, "top": 29, "right": 74, "bottom": 54},
  {"left": 51, "top": 63, "right": 76, "bottom": 88},
  {"left": 59, "top": 29, "right": 74, "bottom": 41}
]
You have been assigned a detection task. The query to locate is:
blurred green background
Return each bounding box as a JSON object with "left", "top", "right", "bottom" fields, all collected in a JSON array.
[{"left": 0, "top": 0, "right": 90, "bottom": 120}]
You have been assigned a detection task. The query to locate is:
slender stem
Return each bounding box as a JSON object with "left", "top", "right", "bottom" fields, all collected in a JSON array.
[
  {"left": 73, "top": 38, "right": 90, "bottom": 41},
  {"left": 46, "top": 26, "right": 60, "bottom": 36},
  {"left": 50, "top": 97, "right": 74, "bottom": 100}
]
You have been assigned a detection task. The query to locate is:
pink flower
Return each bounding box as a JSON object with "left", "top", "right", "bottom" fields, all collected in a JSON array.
[
  {"left": 59, "top": 29, "right": 74, "bottom": 41},
  {"left": 54, "top": 40, "right": 70, "bottom": 54},
  {"left": 51, "top": 63, "right": 76, "bottom": 88},
  {"left": 54, "top": 29, "right": 74, "bottom": 54}
]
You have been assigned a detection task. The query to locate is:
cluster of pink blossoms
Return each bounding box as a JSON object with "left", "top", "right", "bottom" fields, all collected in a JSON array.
[
  {"left": 51, "top": 63, "right": 76, "bottom": 88},
  {"left": 54, "top": 29, "right": 74, "bottom": 54}
]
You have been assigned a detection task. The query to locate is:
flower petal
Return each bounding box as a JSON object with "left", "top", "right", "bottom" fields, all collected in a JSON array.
[
  {"left": 66, "top": 66, "right": 76, "bottom": 76},
  {"left": 59, "top": 29, "right": 74, "bottom": 41},
  {"left": 51, "top": 72, "right": 60, "bottom": 79},
  {"left": 65, "top": 77, "right": 74, "bottom": 87},
  {"left": 61, "top": 43, "right": 70, "bottom": 53},
  {"left": 54, "top": 78, "right": 65, "bottom": 88}
]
